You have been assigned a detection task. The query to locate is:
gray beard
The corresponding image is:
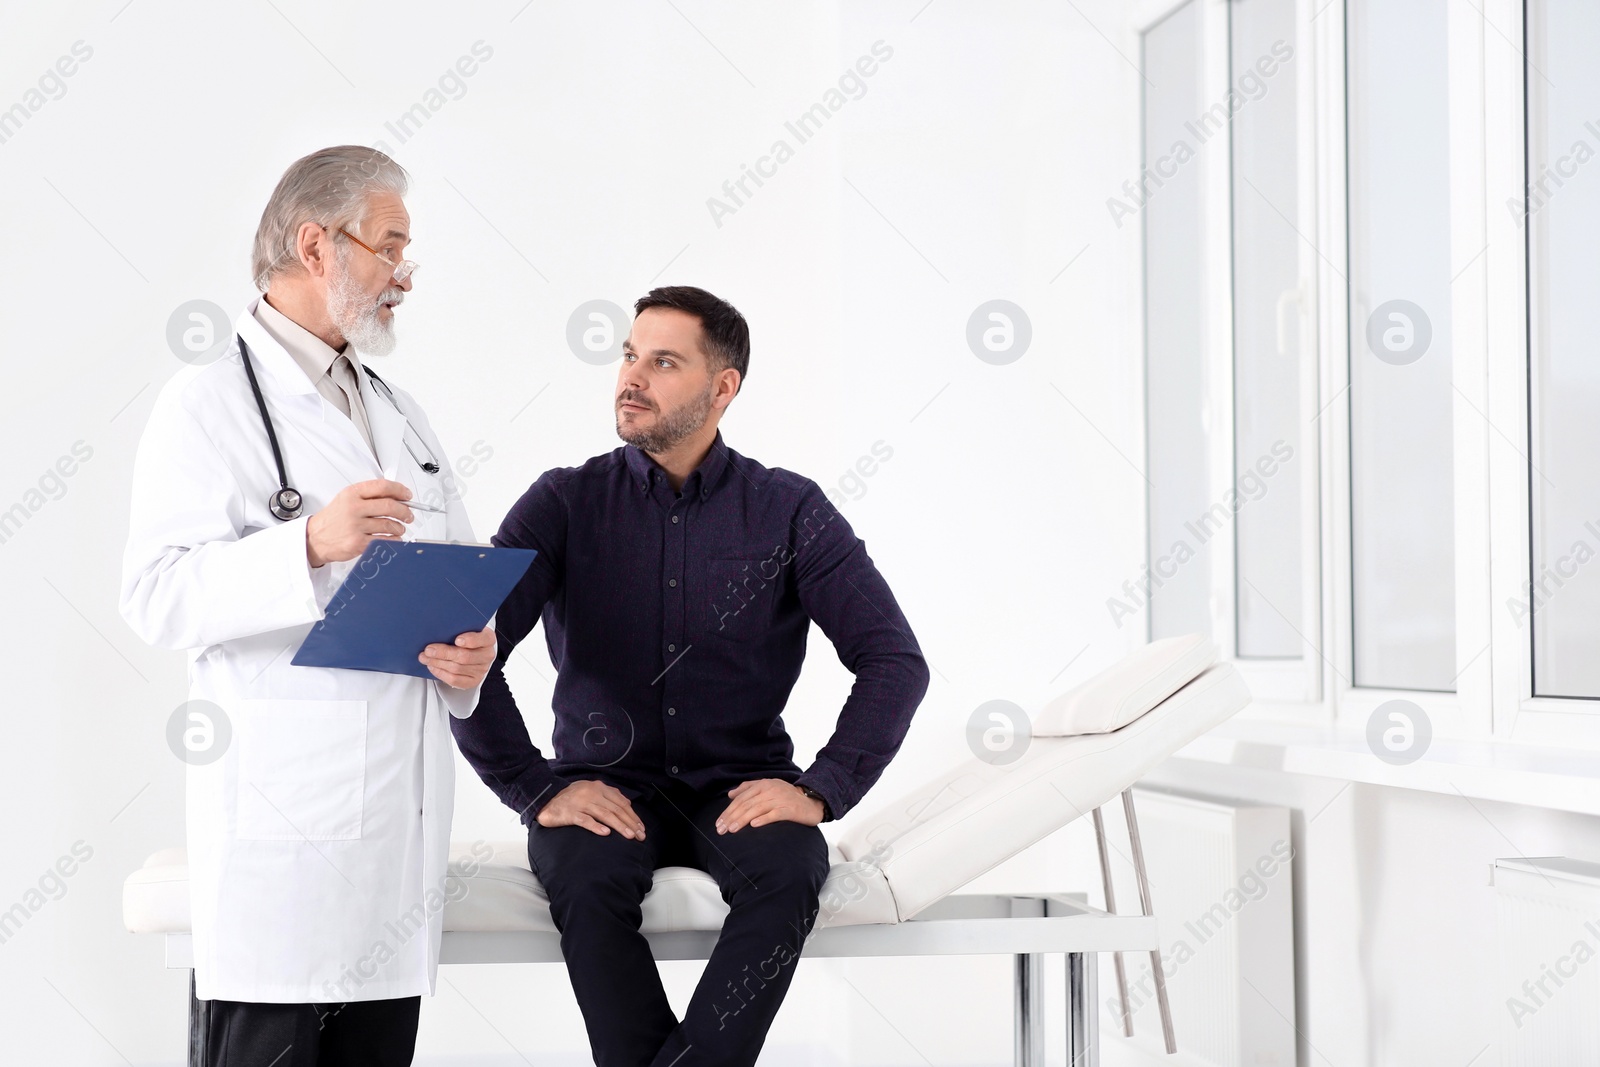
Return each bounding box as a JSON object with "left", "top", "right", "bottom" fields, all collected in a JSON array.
[
  {"left": 327, "top": 252, "right": 401, "bottom": 357},
  {"left": 616, "top": 381, "right": 713, "bottom": 454}
]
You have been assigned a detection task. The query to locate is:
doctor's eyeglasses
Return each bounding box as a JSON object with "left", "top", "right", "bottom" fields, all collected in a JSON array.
[{"left": 336, "top": 226, "right": 419, "bottom": 284}]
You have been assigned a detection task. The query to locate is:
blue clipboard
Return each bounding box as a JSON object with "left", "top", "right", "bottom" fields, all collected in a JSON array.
[{"left": 292, "top": 539, "right": 537, "bottom": 678}]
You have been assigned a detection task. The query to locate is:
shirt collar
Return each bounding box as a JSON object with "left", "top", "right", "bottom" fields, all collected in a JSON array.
[
  {"left": 624, "top": 429, "right": 732, "bottom": 501},
  {"left": 253, "top": 295, "right": 360, "bottom": 384}
]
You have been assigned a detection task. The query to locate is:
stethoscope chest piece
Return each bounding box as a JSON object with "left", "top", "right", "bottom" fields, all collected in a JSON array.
[{"left": 269, "top": 486, "right": 303, "bottom": 521}]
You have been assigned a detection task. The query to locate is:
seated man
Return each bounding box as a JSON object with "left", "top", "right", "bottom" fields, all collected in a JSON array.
[{"left": 450, "top": 285, "right": 930, "bottom": 1067}]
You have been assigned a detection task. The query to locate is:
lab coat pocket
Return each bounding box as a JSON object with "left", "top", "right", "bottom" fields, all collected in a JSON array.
[
  {"left": 401, "top": 477, "right": 452, "bottom": 543},
  {"left": 235, "top": 698, "right": 367, "bottom": 841},
  {"left": 386, "top": 453, "right": 452, "bottom": 543}
]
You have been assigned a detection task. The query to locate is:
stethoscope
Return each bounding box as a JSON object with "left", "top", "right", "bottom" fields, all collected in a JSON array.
[{"left": 238, "top": 335, "right": 441, "bottom": 522}]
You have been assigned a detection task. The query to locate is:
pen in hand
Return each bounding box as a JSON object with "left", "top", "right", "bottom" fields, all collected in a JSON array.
[{"left": 380, "top": 463, "right": 446, "bottom": 514}]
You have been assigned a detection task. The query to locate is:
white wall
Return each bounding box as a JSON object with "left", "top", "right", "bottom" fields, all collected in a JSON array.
[
  {"left": 6, "top": 2, "right": 1574, "bottom": 1065},
  {"left": 0, "top": 2, "right": 1142, "bottom": 1064}
]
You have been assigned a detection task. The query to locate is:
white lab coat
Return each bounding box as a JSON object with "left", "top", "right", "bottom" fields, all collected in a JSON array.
[{"left": 120, "top": 298, "right": 480, "bottom": 1003}]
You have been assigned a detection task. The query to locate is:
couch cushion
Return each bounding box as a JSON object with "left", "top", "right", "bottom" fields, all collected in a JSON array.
[
  {"left": 1030, "top": 634, "right": 1216, "bottom": 736},
  {"left": 123, "top": 841, "right": 896, "bottom": 937}
]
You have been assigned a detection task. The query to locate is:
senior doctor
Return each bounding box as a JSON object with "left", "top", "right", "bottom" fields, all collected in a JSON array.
[{"left": 120, "top": 145, "right": 495, "bottom": 1066}]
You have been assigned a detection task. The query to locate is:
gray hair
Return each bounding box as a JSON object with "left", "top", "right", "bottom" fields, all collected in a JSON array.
[{"left": 250, "top": 145, "right": 409, "bottom": 291}]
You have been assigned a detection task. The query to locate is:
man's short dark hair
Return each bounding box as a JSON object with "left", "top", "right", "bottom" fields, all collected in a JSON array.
[{"left": 634, "top": 286, "right": 750, "bottom": 393}]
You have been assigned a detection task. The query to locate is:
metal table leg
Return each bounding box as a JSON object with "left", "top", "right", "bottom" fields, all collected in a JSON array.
[
  {"left": 1066, "top": 951, "right": 1099, "bottom": 1067},
  {"left": 1014, "top": 951, "right": 1045, "bottom": 1067}
]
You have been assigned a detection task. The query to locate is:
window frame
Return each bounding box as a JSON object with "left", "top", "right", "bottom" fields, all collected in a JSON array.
[
  {"left": 1324, "top": 0, "right": 1491, "bottom": 741},
  {"left": 1132, "top": 0, "right": 1600, "bottom": 758},
  {"left": 1224, "top": 0, "right": 1326, "bottom": 701},
  {"left": 1133, "top": 0, "right": 1326, "bottom": 706},
  {"left": 1482, "top": 0, "right": 1600, "bottom": 746}
]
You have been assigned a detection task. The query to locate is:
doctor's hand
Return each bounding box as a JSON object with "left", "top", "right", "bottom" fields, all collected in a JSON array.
[
  {"left": 537, "top": 780, "right": 647, "bottom": 840},
  {"left": 420, "top": 625, "right": 496, "bottom": 689},
  {"left": 716, "top": 779, "right": 825, "bottom": 834},
  {"left": 305, "top": 479, "right": 417, "bottom": 567}
]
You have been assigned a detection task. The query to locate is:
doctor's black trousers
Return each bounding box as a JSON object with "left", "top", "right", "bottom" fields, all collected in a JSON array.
[{"left": 190, "top": 977, "right": 420, "bottom": 1067}]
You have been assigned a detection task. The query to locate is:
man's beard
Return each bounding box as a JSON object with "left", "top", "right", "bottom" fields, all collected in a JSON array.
[
  {"left": 327, "top": 248, "right": 403, "bottom": 357},
  {"left": 616, "top": 380, "right": 713, "bottom": 453}
]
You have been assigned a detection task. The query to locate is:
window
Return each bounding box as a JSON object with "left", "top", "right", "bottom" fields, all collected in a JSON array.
[
  {"left": 1344, "top": 0, "right": 1456, "bottom": 691},
  {"left": 1526, "top": 0, "right": 1600, "bottom": 699},
  {"left": 1128, "top": 0, "right": 1600, "bottom": 755},
  {"left": 1142, "top": 0, "right": 1214, "bottom": 643},
  {"left": 1230, "top": 0, "right": 1304, "bottom": 659}
]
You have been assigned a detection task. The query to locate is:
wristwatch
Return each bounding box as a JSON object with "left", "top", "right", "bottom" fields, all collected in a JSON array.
[{"left": 797, "top": 784, "right": 831, "bottom": 820}]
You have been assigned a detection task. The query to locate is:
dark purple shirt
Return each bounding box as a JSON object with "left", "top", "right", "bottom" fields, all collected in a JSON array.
[{"left": 450, "top": 430, "right": 930, "bottom": 825}]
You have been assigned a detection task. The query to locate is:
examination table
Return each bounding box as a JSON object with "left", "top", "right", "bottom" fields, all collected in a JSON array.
[{"left": 125, "top": 633, "right": 1251, "bottom": 1065}]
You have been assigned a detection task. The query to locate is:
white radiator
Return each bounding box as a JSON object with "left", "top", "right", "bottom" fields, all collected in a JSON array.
[
  {"left": 1492, "top": 857, "right": 1600, "bottom": 1064},
  {"left": 1096, "top": 786, "right": 1297, "bottom": 1067}
]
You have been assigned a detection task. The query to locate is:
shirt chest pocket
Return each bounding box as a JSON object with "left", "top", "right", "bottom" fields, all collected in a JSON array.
[{"left": 705, "top": 555, "right": 784, "bottom": 640}]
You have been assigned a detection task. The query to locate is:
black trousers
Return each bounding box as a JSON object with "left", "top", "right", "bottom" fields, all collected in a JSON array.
[
  {"left": 190, "top": 974, "right": 420, "bottom": 1067},
  {"left": 529, "top": 778, "right": 831, "bottom": 1067}
]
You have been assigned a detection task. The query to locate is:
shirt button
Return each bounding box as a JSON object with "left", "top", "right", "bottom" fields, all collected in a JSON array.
[
  {"left": 670, "top": 765, "right": 679, "bottom": 774},
  {"left": 668, "top": 578, "right": 677, "bottom": 587},
  {"left": 667, "top": 644, "right": 676, "bottom": 652},
  {"left": 667, "top": 707, "right": 676, "bottom": 716},
  {"left": 671, "top": 515, "right": 680, "bottom": 524}
]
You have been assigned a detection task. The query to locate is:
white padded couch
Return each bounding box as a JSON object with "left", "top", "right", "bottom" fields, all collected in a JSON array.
[{"left": 126, "top": 634, "right": 1250, "bottom": 1064}]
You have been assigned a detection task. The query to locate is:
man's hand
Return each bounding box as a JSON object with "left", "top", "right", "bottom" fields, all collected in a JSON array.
[
  {"left": 420, "top": 625, "right": 496, "bottom": 689},
  {"left": 717, "top": 779, "right": 824, "bottom": 834},
  {"left": 536, "top": 779, "right": 647, "bottom": 840},
  {"left": 306, "top": 478, "right": 417, "bottom": 567}
]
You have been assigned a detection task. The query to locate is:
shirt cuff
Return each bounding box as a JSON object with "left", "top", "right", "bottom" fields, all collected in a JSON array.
[
  {"left": 433, "top": 678, "right": 483, "bottom": 719},
  {"left": 795, "top": 764, "right": 853, "bottom": 823},
  {"left": 511, "top": 766, "right": 574, "bottom": 825}
]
